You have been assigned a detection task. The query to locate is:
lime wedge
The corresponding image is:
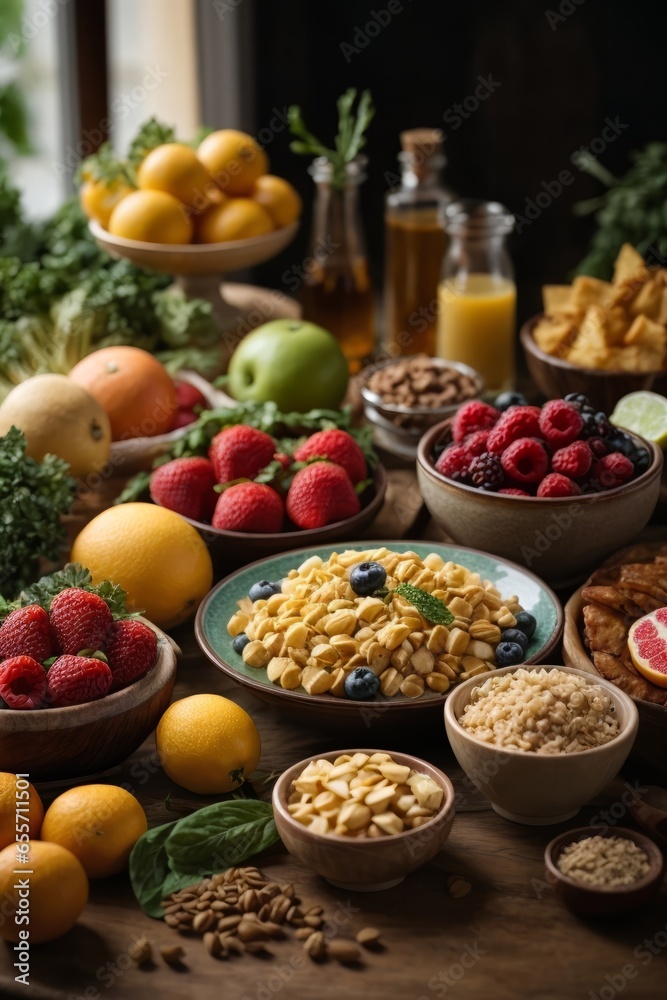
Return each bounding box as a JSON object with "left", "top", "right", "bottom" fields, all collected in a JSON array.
[{"left": 610, "top": 391, "right": 667, "bottom": 447}]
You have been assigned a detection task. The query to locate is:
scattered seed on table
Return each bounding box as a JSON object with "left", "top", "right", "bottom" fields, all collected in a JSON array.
[
  {"left": 128, "top": 936, "right": 153, "bottom": 966},
  {"left": 447, "top": 876, "right": 472, "bottom": 898},
  {"left": 356, "top": 927, "right": 382, "bottom": 948},
  {"left": 160, "top": 944, "right": 186, "bottom": 968}
]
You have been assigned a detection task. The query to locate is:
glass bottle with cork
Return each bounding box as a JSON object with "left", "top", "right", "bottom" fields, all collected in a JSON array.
[
  {"left": 383, "top": 128, "right": 452, "bottom": 357},
  {"left": 437, "top": 200, "right": 516, "bottom": 393}
]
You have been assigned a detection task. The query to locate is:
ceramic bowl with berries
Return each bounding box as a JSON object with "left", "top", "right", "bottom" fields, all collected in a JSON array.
[{"left": 417, "top": 393, "right": 663, "bottom": 586}]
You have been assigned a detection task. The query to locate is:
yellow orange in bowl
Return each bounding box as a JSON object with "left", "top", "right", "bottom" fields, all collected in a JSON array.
[
  {"left": 196, "top": 198, "right": 274, "bottom": 243},
  {"left": 137, "top": 142, "right": 215, "bottom": 210},
  {"left": 198, "top": 129, "right": 268, "bottom": 196},
  {"left": 108, "top": 189, "right": 193, "bottom": 244},
  {"left": 252, "top": 175, "right": 302, "bottom": 228}
]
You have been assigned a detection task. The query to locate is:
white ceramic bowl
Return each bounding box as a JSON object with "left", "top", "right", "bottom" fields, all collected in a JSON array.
[{"left": 444, "top": 664, "right": 638, "bottom": 825}]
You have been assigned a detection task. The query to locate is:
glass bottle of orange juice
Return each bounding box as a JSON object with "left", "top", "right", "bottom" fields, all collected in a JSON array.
[{"left": 437, "top": 200, "right": 516, "bottom": 392}]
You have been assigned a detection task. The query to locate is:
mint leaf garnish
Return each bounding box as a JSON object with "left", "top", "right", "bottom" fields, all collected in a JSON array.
[{"left": 394, "top": 583, "right": 454, "bottom": 626}]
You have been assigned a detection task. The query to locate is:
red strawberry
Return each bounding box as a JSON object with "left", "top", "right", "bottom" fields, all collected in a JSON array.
[
  {"left": 47, "top": 654, "right": 112, "bottom": 707},
  {"left": 150, "top": 457, "right": 218, "bottom": 522},
  {"left": 208, "top": 426, "right": 276, "bottom": 484},
  {"left": 286, "top": 462, "right": 360, "bottom": 530},
  {"left": 274, "top": 452, "right": 292, "bottom": 471},
  {"left": 174, "top": 381, "right": 207, "bottom": 410},
  {"left": 105, "top": 620, "right": 158, "bottom": 692},
  {"left": 0, "top": 655, "right": 47, "bottom": 709},
  {"left": 212, "top": 482, "right": 284, "bottom": 532},
  {"left": 171, "top": 409, "right": 198, "bottom": 429},
  {"left": 293, "top": 429, "right": 367, "bottom": 485},
  {"left": 0, "top": 605, "right": 55, "bottom": 662},
  {"left": 49, "top": 589, "right": 113, "bottom": 655}
]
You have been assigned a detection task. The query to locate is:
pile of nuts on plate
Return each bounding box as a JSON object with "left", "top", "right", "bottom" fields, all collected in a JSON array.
[{"left": 366, "top": 354, "right": 479, "bottom": 425}]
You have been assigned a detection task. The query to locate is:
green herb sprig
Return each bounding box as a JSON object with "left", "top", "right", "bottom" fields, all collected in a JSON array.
[
  {"left": 393, "top": 583, "right": 454, "bottom": 626},
  {"left": 288, "top": 88, "right": 374, "bottom": 187}
]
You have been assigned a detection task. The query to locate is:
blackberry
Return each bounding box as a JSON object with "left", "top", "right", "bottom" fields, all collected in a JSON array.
[
  {"left": 594, "top": 412, "right": 613, "bottom": 438},
  {"left": 606, "top": 430, "right": 639, "bottom": 461},
  {"left": 469, "top": 452, "right": 504, "bottom": 489},
  {"left": 579, "top": 412, "right": 599, "bottom": 438},
  {"left": 564, "top": 393, "right": 592, "bottom": 411},
  {"left": 634, "top": 447, "right": 650, "bottom": 474},
  {"left": 587, "top": 436, "right": 608, "bottom": 459}
]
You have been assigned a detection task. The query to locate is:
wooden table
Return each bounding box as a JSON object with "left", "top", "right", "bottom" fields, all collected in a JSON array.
[{"left": 3, "top": 467, "right": 666, "bottom": 1000}]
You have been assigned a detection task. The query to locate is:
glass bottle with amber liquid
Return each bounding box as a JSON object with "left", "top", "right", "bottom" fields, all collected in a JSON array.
[
  {"left": 383, "top": 129, "right": 452, "bottom": 356},
  {"left": 300, "top": 156, "right": 375, "bottom": 374}
]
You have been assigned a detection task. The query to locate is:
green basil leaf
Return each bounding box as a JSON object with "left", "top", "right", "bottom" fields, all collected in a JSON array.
[
  {"left": 394, "top": 583, "right": 455, "bottom": 626},
  {"left": 129, "top": 818, "right": 180, "bottom": 918},
  {"left": 165, "top": 800, "right": 280, "bottom": 876}
]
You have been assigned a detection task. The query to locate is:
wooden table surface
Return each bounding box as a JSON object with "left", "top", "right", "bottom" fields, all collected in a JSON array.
[{"left": 3, "top": 466, "right": 666, "bottom": 1000}]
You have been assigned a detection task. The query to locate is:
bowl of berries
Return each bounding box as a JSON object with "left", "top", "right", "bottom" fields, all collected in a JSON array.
[
  {"left": 416, "top": 394, "right": 662, "bottom": 586},
  {"left": 0, "top": 568, "right": 178, "bottom": 780}
]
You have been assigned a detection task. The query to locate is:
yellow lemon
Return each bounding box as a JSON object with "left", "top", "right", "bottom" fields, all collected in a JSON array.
[
  {"left": 0, "top": 841, "right": 88, "bottom": 943},
  {"left": 0, "top": 773, "right": 43, "bottom": 851},
  {"left": 108, "top": 189, "right": 192, "bottom": 244}
]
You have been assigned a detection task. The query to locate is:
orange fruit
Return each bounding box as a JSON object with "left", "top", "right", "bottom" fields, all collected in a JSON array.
[
  {"left": 0, "top": 840, "right": 88, "bottom": 943},
  {"left": 70, "top": 502, "right": 213, "bottom": 627},
  {"left": 41, "top": 784, "right": 147, "bottom": 879},
  {"left": 68, "top": 345, "right": 178, "bottom": 441},
  {"left": 252, "top": 175, "right": 302, "bottom": 228},
  {"left": 196, "top": 198, "right": 273, "bottom": 243},
  {"left": 80, "top": 177, "right": 134, "bottom": 228},
  {"left": 0, "top": 773, "right": 43, "bottom": 851},
  {"left": 137, "top": 142, "right": 215, "bottom": 211},
  {"left": 108, "top": 189, "right": 192, "bottom": 243},
  {"left": 156, "top": 694, "right": 261, "bottom": 794},
  {"left": 197, "top": 129, "right": 268, "bottom": 196}
]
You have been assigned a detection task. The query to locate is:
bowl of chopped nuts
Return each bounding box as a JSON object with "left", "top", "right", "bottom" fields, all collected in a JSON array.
[
  {"left": 360, "top": 355, "right": 484, "bottom": 460},
  {"left": 272, "top": 749, "right": 456, "bottom": 891},
  {"left": 544, "top": 826, "right": 664, "bottom": 915},
  {"left": 444, "top": 665, "right": 639, "bottom": 826}
]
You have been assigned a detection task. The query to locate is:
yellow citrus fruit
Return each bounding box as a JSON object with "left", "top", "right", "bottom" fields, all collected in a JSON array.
[
  {"left": 0, "top": 773, "right": 43, "bottom": 851},
  {"left": 252, "top": 175, "right": 302, "bottom": 228},
  {"left": 108, "top": 189, "right": 192, "bottom": 244},
  {"left": 80, "top": 177, "right": 134, "bottom": 228},
  {"left": 70, "top": 502, "right": 213, "bottom": 627},
  {"left": 198, "top": 129, "right": 268, "bottom": 196},
  {"left": 137, "top": 142, "right": 215, "bottom": 210},
  {"left": 0, "top": 840, "right": 88, "bottom": 943},
  {"left": 41, "top": 784, "right": 147, "bottom": 879},
  {"left": 196, "top": 198, "right": 273, "bottom": 243},
  {"left": 156, "top": 694, "right": 261, "bottom": 794}
]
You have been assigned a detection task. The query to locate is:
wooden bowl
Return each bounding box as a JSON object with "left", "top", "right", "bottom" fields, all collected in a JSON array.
[
  {"left": 0, "top": 623, "right": 178, "bottom": 781},
  {"left": 272, "top": 749, "right": 456, "bottom": 891},
  {"left": 520, "top": 315, "right": 667, "bottom": 413},
  {"left": 545, "top": 826, "right": 664, "bottom": 916},
  {"left": 417, "top": 419, "right": 663, "bottom": 587},
  {"left": 180, "top": 464, "right": 388, "bottom": 569}
]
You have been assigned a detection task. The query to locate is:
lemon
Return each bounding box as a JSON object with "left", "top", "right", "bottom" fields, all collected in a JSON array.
[
  {"left": 610, "top": 391, "right": 667, "bottom": 447},
  {"left": 0, "top": 841, "right": 88, "bottom": 943}
]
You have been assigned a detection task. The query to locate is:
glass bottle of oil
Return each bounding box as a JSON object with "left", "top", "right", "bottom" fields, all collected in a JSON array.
[
  {"left": 300, "top": 155, "right": 375, "bottom": 374},
  {"left": 383, "top": 129, "right": 452, "bottom": 356}
]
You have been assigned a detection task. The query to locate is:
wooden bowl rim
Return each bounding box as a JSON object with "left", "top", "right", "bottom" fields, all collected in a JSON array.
[
  {"left": 417, "top": 418, "right": 663, "bottom": 504},
  {"left": 89, "top": 218, "right": 300, "bottom": 256},
  {"left": 544, "top": 825, "right": 665, "bottom": 894},
  {"left": 272, "top": 747, "right": 455, "bottom": 845},
  {"left": 520, "top": 313, "right": 667, "bottom": 379}
]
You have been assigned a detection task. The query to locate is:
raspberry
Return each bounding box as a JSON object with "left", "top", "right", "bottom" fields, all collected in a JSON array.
[
  {"left": 49, "top": 589, "right": 113, "bottom": 655},
  {"left": 0, "top": 655, "right": 47, "bottom": 709},
  {"left": 461, "top": 430, "right": 490, "bottom": 457},
  {"left": 487, "top": 406, "right": 542, "bottom": 454},
  {"left": 452, "top": 401, "right": 500, "bottom": 443},
  {"left": 538, "top": 400, "right": 583, "bottom": 448},
  {"left": 105, "top": 619, "right": 158, "bottom": 692},
  {"left": 0, "top": 605, "right": 56, "bottom": 662},
  {"left": 551, "top": 440, "right": 592, "bottom": 479},
  {"left": 498, "top": 488, "right": 530, "bottom": 496},
  {"left": 47, "top": 654, "right": 112, "bottom": 707},
  {"left": 537, "top": 473, "right": 581, "bottom": 498},
  {"left": 435, "top": 444, "right": 472, "bottom": 480},
  {"left": 500, "top": 438, "right": 549, "bottom": 485},
  {"left": 593, "top": 452, "right": 634, "bottom": 490},
  {"left": 469, "top": 452, "right": 505, "bottom": 490},
  {"left": 587, "top": 436, "right": 608, "bottom": 459}
]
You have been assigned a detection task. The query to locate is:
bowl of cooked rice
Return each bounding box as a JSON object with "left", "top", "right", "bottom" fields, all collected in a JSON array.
[{"left": 444, "top": 664, "right": 638, "bottom": 825}]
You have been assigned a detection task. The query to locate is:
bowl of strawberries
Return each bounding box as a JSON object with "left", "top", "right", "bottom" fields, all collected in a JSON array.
[
  {"left": 147, "top": 422, "right": 387, "bottom": 565},
  {"left": 417, "top": 395, "right": 662, "bottom": 587},
  {"left": 0, "top": 567, "right": 177, "bottom": 780}
]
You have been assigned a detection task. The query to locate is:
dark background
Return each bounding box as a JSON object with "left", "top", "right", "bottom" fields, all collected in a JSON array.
[{"left": 251, "top": 0, "right": 667, "bottom": 329}]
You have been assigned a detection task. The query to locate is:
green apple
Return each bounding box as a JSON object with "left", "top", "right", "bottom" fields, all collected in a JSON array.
[{"left": 228, "top": 319, "right": 349, "bottom": 412}]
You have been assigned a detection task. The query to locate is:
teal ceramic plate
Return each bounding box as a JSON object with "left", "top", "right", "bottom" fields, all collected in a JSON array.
[{"left": 195, "top": 540, "right": 563, "bottom": 722}]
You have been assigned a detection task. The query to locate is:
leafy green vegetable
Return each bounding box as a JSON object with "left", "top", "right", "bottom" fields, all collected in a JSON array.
[
  {"left": 289, "top": 88, "right": 374, "bottom": 187},
  {"left": 394, "top": 583, "right": 454, "bottom": 626},
  {"left": 127, "top": 116, "right": 177, "bottom": 170},
  {"left": 0, "top": 428, "right": 76, "bottom": 600},
  {"left": 129, "top": 800, "right": 280, "bottom": 918},
  {"left": 78, "top": 141, "right": 133, "bottom": 187},
  {"left": 0, "top": 562, "right": 142, "bottom": 621},
  {"left": 573, "top": 143, "right": 667, "bottom": 278}
]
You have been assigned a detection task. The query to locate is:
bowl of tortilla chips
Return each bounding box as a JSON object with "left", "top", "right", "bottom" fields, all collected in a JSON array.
[{"left": 521, "top": 244, "right": 667, "bottom": 413}]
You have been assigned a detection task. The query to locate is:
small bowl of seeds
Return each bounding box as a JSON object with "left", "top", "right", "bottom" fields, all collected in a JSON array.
[
  {"left": 545, "top": 826, "right": 664, "bottom": 916},
  {"left": 272, "top": 748, "right": 456, "bottom": 891},
  {"left": 360, "top": 355, "right": 484, "bottom": 460}
]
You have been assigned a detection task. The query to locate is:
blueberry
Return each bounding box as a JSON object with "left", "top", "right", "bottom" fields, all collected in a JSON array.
[
  {"left": 344, "top": 667, "right": 380, "bottom": 701},
  {"left": 501, "top": 628, "right": 528, "bottom": 651},
  {"left": 349, "top": 561, "right": 387, "bottom": 596},
  {"left": 495, "top": 641, "right": 525, "bottom": 667},
  {"left": 514, "top": 611, "right": 536, "bottom": 638},
  {"left": 232, "top": 633, "right": 251, "bottom": 655},
  {"left": 495, "top": 391, "right": 527, "bottom": 411},
  {"left": 564, "top": 393, "right": 591, "bottom": 410},
  {"left": 248, "top": 580, "right": 281, "bottom": 602},
  {"left": 634, "top": 447, "right": 650, "bottom": 474}
]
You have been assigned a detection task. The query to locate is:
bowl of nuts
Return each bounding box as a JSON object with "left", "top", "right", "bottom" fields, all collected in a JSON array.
[
  {"left": 444, "top": 664, "right": 639, "bottom": 826},
  {"left": 272, "top": 749, "right": 456, "bottom": 891},
  {"left": 360, "top": 355, "right": 484, "bottom": 459}
]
